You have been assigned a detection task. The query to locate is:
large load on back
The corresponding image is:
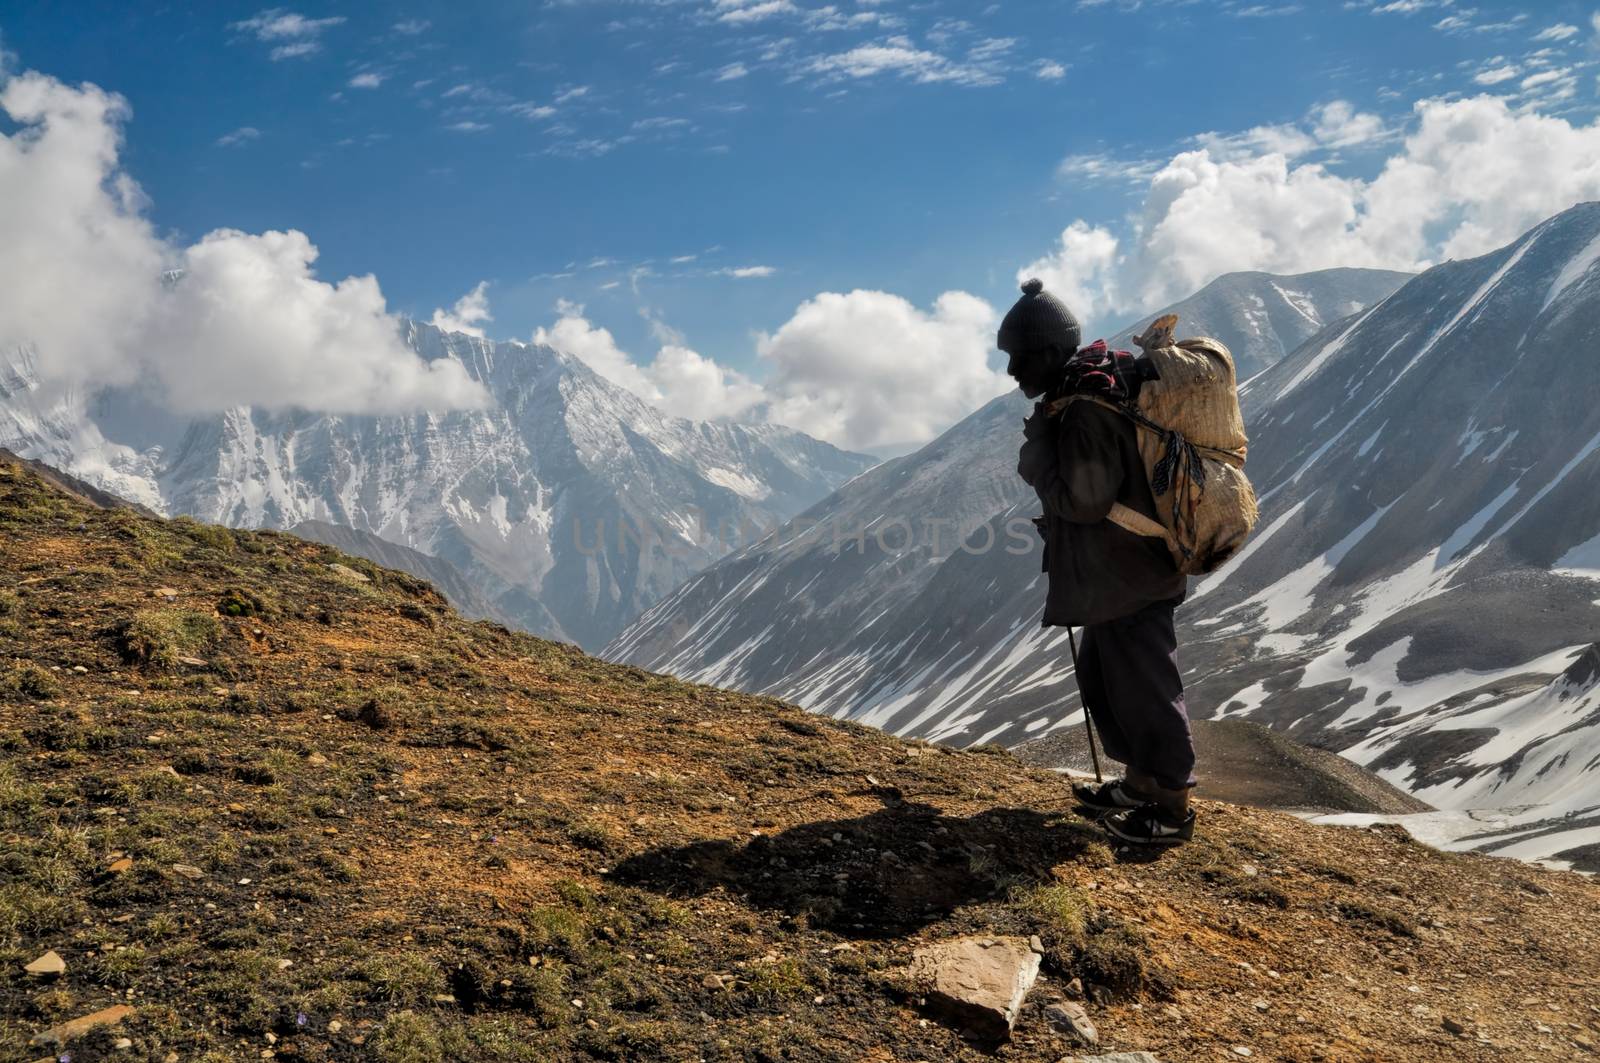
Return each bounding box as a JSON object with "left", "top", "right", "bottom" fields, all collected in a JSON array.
[{"left": 1070, "top": 314, "right": 1259, "bottom": 575}]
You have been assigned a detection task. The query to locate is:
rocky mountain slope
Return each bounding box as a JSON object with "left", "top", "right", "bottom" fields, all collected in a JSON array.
[
  {"left": 2, "top": 455, "right": 1597, "bottom": 1061},
  {"left": 605, "top": 208, "right": 1600, "bottom": 870},
  {"left": 0, "top": 323, "right": 874, "bottom": 649}
]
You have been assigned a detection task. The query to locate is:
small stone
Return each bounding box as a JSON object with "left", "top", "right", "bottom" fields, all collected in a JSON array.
[
  {"left": 152, "top": 587, "right": 179, "bottom": 600},
  {"left": 307, "top": 753, "right": 329, "bottom": 767},
  {"left": 30, "top": 1004, "right": 136, "bottom": 1046},
  {"left": 72, "top": 665, "right": 88, "bottom": 674},
  {"left": 108, "top": 857, "right": 133, "bottom": 874},
  {"left": 25, "top": 951, "right": 66, "bottom": 977},
  {"left": 1232, "top": 1048, "right": 1254, "bottom": 1058},
  {"left": 1028, "top": 935, "right": 1044, "bottom": 954},
  {"left": 277, "top": 959, "right": 293, "bottom": 969},
  {"left": 171, "top": 863, "right": 205, "bottom": 880},
  {"left": 1044, "top": 1000, "right": 1098, "bottom": 1045},
  {"left": 327, "top": 1021, "right": 342, "bottom": 1034},
  {"left": 432, "top": 994, "right": 456, "bottom": 1004},
  {"left": 1073, "top": 1054, "right": 1162, "bottom": 1063},
  {"left": 326, "top": 563, "right": 371, "bottom": 583},
  {"left": 1443, "top": 1017, "right": 1468, "bottom": 1036},
  {"left": 701, "top": 973, "right": 724, "bottom": 989},
  {"left": 1065, "top": 977, "right": 1085, "bottom": 999},
  {"left": 115, "top": 1037, "right": 134, "bottom": 1049},
  {"left": 176, "top": 656, "right": 208, "bottom": 668}
]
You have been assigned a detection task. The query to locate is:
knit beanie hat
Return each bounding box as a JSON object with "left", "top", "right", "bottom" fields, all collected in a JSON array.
[{"left": 997, "top": 278, "right": 1082, "bottom": 356}]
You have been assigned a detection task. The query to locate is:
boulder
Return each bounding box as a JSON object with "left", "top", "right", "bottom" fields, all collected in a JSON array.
[{"left": 905, "top": 935, "right": 1040, "bottom": 1041}]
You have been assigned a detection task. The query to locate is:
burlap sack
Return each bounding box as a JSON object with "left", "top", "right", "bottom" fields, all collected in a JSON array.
[{"left": 1099, "top": 318, "right": 1259, "bottom": 575}]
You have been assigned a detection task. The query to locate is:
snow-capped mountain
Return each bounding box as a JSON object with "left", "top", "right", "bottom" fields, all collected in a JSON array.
[
  {"left": 608, "top": 209, "right": 1600, "bottom": 867},
  {"left": 604, "top": 267, "right": 1412, "bottom": 726},
  {"left": 0, "top": 323, "right": 874, "bottom": 648}
]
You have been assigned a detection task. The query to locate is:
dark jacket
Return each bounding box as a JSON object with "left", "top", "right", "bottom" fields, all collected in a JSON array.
[{"left": 1017, "top": 399, "right": 1185, "bottom": 626}]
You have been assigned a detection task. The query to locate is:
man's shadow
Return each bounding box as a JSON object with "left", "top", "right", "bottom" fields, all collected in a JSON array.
[{"left": 608, "top": 798, "right": 1107, "bottom": 939}]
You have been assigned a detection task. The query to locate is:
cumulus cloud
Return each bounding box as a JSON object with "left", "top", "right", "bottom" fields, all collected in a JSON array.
[
  {"left": 533, "top": 291, "right": 1007, "bottom": 452},
  {"left": 533, "top": 302, "right": 764, "bottom": 423},
  {"left": 1023, "top": 94, "right": 1600, "bottom": 331},
  {"left": 758, "top": 290, "right": 1009, "bottom": 452},
  {"left": 0, "top": 68, "right": 487, "bottom": 415},
  {"left": 430, "top": 281, "right": 493, "bottom": 338}
]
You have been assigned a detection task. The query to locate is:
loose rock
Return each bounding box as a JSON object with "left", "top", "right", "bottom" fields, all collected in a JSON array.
[
  {"left": 1045, "top": 1000, "right": 1099, "bottom": 1045},
  {"left": 24, "top": 951, "right": 66, "bottom": 978},
  {"left": 30, "top": 1004, "right": 136, "bottom": 1046},
  {"left": 905, "top": 935, "right": 1040, "bottom": 1041}
]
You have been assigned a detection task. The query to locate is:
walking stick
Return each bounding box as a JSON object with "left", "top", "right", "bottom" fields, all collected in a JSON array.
[{"left": 1065, "top": 625, "right": 1104, "bottom": 783}]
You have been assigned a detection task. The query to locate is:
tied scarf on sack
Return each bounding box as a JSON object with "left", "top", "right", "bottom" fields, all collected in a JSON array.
[{"left": 1048, "top": 340, "right": 1144, "bottom": 404}]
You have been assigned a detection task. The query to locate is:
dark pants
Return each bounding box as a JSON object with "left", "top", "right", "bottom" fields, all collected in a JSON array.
[{"left": 1075, "top": 597, "right": 1196, "bottom": 792}]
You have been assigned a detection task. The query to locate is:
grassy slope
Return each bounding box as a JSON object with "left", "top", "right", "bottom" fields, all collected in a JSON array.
[{"left": 1, "top": 456, "right": 1598, "bottom": 1063}]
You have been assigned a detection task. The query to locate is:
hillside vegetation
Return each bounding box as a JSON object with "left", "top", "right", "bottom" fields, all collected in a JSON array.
[{"left": 2, "top": 456, "right": 1597, "bottom": 1062}]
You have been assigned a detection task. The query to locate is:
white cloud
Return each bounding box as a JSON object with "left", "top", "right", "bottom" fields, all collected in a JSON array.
[
  {"left": 216, "top": 126, "right": 261, "bottom": 147},
  {"left": 430, "top": 281, "right": 492, "bottom": 338},
  {"left": 0, "top": 69, "right": 488, "bottom": 416},
  {"left": 268, "top": 41, "right": 319, "bottom": 61},
  {"left": 804, "top": 35, "right": 1004, "bottom": 86},
  {"left": 715, "top": 62, "right": 749, "bottom": 81},
  {"left": 1057, "top": 153, "right": 1161, "bottom": 183},
  {"left": 447, "top": 120, "right": 490, "bottom": 133},
  {"left": 712, "top": 0, "right": 799, "bottom": 24},
  {"left": 1532, "top": 23, "right": 1579, "bottom": 42},
  {"left": 231, "top": 9, "right": 345, "bottom": 60},
  {"left": 758, "top": 289, "right": 1008, "bottom": 452},
  {"left": 1020, "top": 94, "right": 1600, "bottom": 332},
  {"left": 348, "top": 72, "right": 385, "bottom": 89},
  {"left": 533, "top": 302, "right": 763, "bottom": 423},
  {"left": 533, "top": 291, "right": 1006, "bottom": 452},
  {"left": 1309, "top": 99, "right": 1390, "bottom": 148},
  {"left": 1035, "top": 60, "right": 1067, "bottom": 80},
  {"left": 1474, "top": 64, "right": 1519, "bottom": 85},
  {"left": 393, "top": 19, "right": 431, "bottom": 35},
  {"left": 718, "top": 265, "right": 776, "bottom": 278}
]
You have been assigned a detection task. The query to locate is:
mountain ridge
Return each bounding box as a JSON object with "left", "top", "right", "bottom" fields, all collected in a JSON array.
[{"left": 1, "top": 322, "right": 876, "bottom": 649}]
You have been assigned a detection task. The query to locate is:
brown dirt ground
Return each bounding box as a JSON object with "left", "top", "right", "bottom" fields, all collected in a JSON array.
[{"left": 2, "top": 456, "right": 1598, "bottom": 1062}]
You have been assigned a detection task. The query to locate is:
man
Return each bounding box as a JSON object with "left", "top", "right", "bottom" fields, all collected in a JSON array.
[{"left": 1000, "top": 278, "right": 1197, "bottom": 846}]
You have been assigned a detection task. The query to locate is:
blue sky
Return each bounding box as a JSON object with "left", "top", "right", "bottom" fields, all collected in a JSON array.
[{"left": 3, "top": 0, "right": 1600, "bottom": 451}]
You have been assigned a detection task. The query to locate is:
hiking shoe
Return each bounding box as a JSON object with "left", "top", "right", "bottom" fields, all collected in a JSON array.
[
  {"left": 1102, "top": 803, "right": 1195, "bottom": 846},
  {"left": 1070, "top": 778, "right": 1149, "bottom": 813}
]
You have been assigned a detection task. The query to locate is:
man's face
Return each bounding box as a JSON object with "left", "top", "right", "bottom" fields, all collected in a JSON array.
[{"left": 1006, "top": 346, "right": 1058, "bottom": 399}]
